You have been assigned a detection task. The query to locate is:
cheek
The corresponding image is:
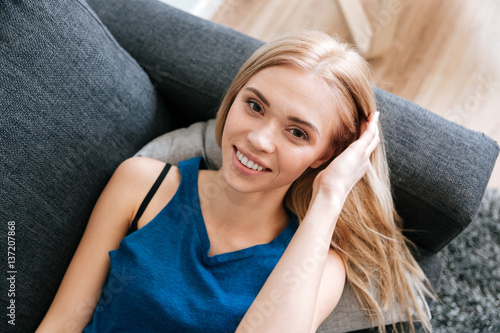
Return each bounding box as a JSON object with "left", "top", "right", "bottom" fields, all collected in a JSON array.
[
  {"left": 279, "top": 149, "right": 318, "bottom": 175},
  {"left": 285, "top": 141, "right": 333, "bottom": 174},
  {"left": 223, "top": 105, "right": 258, "bottom": 142},
  {"left": 221, "top": 107, "right": 238, "bottom": 143}
]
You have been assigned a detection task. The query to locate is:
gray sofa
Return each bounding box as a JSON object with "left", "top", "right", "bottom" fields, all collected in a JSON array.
[{"left": 0, "top": 0, "right": 497, "bottom": 332}]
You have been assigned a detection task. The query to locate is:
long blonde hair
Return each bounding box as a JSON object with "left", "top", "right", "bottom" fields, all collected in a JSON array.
[{"left": 215, "top": 31, "right": 433, "bottom": 332}]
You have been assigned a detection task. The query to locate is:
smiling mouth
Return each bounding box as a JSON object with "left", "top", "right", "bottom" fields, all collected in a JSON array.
[{"left": 235, "top": 148, "right": 270, "bottom": 172}]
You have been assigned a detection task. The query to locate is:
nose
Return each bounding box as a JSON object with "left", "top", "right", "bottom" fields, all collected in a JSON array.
[{"left": 247, "top": 123, "right": 276, "bottom": 153}]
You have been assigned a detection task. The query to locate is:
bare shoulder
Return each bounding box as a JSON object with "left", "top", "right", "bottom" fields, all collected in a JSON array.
[
  {"left": 115, "top": 156, "right": 180, "bottom": 192},
  {"left": 115, "top": 156, "right": 177, "bottom": 181},
  {"left": 312, "top": 248, "right": 346, "bottom": 330},
  {"left": 116, "top": 157, "right": 181, "bottom": 229}
]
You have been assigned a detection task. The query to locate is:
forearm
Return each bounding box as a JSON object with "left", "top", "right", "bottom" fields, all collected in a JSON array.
[
  {"left": 36, "top": 287, "right": 100, "bottom": 333},
  {"left": 236, "top": 191, "right": 344, "bottom": 333},
  {"left": 36, "top": 240, "right": 111, "bottom": 332}
]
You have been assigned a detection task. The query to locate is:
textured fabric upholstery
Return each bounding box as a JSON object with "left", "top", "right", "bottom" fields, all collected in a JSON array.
[
  {"left": 0, "top": 0, "right": 172, "bottom": 331},
  {"left": 87, "top": 0, "right": 263, "bottom": 127},
  {"left": 374, "top": 88, "right": 499, "bottom": 252}
]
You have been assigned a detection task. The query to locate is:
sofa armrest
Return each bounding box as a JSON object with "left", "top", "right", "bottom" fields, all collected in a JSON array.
[
  {"left": 1, "top": 0, "right": 173, "bottom": 331},
  {"left": 375, "top": 88, "right": 499, "bottom": 252}
]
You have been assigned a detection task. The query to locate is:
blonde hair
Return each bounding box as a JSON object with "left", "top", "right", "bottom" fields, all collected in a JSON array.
[{"left": 215, "top": 31, "right": 433, "bottom": 332}]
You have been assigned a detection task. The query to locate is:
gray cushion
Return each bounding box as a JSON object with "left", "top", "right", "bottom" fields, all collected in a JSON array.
[
  {"left": 87, "top": 0, "right": 262, "bottom": 126},
  {"left": 0, "top": 0, "right": 173, "bottom": 331},
  {"left": 374, "top": 88, "right": 499, "bottom": 252}
]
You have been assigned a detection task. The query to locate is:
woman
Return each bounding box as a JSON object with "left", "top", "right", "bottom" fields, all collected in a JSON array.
[{"left": 37, "top": 31, "right": 432, "bottom": 332}]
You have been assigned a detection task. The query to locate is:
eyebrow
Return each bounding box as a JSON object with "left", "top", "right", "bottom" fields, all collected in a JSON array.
[
  {"left": 244, "top": 86, "right": 320, "bottom": 136},
  {"left": 287, "top": 116, "right": 320, "bottom": 136},
  {"left": 244, "top": 87, "right": 270, "bottom": 107}
]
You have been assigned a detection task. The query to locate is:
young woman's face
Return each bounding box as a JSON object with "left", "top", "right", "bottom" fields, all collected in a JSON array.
[{"left": 220, "top": 65, "right": 339, "bottom": 195}]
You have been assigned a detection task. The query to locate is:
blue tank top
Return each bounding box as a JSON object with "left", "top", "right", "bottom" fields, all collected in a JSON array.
[{"left": 83, "top": 157, "right": 298, "bottom": 332}]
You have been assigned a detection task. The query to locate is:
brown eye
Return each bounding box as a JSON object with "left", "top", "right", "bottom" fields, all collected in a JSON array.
[
  {"left": 248, "top": 101, "right": 263, "bottom": 114},
  {"left": 288, "top": 128, "right": 309, "bottom": 141}
]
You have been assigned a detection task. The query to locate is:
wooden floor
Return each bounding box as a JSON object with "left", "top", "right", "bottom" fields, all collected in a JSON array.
[{"left": 212, "top": 0, "right": 500, "bottom": 189}]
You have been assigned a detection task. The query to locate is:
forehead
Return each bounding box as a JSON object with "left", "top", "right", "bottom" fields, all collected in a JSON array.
[{"left": 242, "top": 65, "right": 338, "bottom": 136}]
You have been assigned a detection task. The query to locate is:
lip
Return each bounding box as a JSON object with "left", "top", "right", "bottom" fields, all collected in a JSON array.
[{"left": 232, "top": 146, "right": 271, "bottom": 175}]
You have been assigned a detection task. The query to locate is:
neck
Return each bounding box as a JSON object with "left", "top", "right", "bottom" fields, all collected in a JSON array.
[{"left": 199, "top": 169, "right": 291, "bottom": 243}]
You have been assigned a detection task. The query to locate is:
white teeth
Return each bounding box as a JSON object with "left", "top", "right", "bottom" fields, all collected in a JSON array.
[{"left": 236, "top": 150, "right": 265, "bottom": 171}]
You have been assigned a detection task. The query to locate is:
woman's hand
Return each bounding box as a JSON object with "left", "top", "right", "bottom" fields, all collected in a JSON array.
[{"left": 313, "top": 111, "right": 380, "bottom": 201}]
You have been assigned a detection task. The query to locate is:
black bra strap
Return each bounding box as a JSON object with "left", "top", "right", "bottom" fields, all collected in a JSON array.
[{"left": 127, "top": 163, "right": 172, "bottom": 235}]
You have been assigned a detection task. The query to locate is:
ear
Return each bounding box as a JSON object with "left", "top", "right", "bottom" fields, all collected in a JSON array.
[{"left": 310, "top": 145, "right": 335, "bottom": 169}]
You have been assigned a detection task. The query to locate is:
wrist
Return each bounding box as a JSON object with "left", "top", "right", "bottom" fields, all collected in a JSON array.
[
  {"left": 309, "top": 186, "right": 346, "bottom": 218},
  {"left": 311, "top": 173, "right": 349, "bottom": 206}
]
